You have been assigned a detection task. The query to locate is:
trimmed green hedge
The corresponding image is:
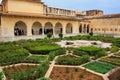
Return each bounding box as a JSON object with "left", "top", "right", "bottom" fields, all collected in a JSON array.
[
  {"left": 110, "top": 46, "right": 119, "bottom": 53},
  {"left": 73, "top": 46, "right": 106, "bottom": 58},
  {"left": 56, "top": 55, "right": 90, "bottom": 65},
  {"left": 0, "top": 48, "right": 29, "bottom": 66},
  {"left": 28, "top": 45, "right": 61, "bottom": 54},
  {"left": 48, "top": 48, "right": 66, "bottom": 61}
]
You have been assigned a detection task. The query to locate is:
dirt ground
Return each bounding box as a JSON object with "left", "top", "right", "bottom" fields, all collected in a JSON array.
[
  {"left": 108, "top": 68, "right": 120, "bottom": 80},
  {"left": 50, "top": 66, "right": 104, "bottom": 80},
  {"left": 3, "top": 64, "right": 36, "bottom": 80}
]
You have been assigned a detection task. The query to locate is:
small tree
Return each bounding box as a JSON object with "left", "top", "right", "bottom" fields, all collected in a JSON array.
[
  {"left": 59, "top": 33, "right": 63, "bottom": 39},
  {"left": 89, "top": 32, "right": 93, "bottom": 36},
  {"left": 47, "top": 33, "right": 52, "bottom": 39}
]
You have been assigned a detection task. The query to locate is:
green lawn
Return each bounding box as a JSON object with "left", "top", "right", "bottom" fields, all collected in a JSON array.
[
  {"left": 83, "top": 61, "right": 115, "bottom": 74},
  {"left": 24, "top": 55, "right": 48, "bottom": 63}
]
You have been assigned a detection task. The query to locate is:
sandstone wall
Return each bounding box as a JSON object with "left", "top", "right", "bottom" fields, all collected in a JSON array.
[
  {"left": 7, "top": 0, "right": 44, "bottom": 14},
  {"left": 89, "top": 17, "right": 120, "bottom": 36}
]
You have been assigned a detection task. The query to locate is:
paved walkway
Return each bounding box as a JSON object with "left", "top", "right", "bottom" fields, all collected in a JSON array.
[
  {"left": 45, "top": 56, "right": 58, "bottom": 78},
  {"left": 1, "top": 63, "right": 39, "bottom": 69}
]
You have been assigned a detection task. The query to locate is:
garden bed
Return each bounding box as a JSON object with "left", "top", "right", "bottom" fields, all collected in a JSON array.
[
  {"left": 0, "top": 48, "right": 29, "bottom": 66},
  {"left": 108, "top": 67, "right": 120, "bottom": 80},
  {"left": 56, "top": 55, "right": 90, "bottom": 65},
  {"left": 50, "top": 66, "right": 104, "bottom": 80},
  {"left": 3, "top": 61, "right": 49, "bottom": 80},
  {"left": 3, "top": 64, "right": 37, "bottom": 80},
  {"left": 100, "top": 57, "right": 120, "bottom": 66},
  {"left": 83, "top": 61, "right": 115, "bottom": 74}
]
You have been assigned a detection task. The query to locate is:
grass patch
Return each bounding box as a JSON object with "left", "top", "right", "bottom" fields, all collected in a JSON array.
[
  {"left": 24, "top": 55, "right": 48, "bottom": 63},
  {"left": 83, "top": 61, "right": 115, "bottom": 74}
]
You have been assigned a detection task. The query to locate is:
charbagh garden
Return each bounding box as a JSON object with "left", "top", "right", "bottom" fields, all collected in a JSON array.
[{"left": 0, "top": 33, "right": 120, "bottom": 80}]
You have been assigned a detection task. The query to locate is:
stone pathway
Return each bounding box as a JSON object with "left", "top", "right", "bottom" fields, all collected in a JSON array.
[
  {"left": 45, "top": 56, "right": 58, "bottom": 78},
  {"left": 1, "top": 63, "right": 39, "bottom": 69}
]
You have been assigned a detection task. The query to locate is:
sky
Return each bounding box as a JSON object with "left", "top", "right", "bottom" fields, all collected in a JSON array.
[{"left": 0, "top": 0, "right": 120, "bottom": 14}]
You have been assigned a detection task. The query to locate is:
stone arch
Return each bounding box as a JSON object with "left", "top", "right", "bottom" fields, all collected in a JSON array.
[
  {"left": 14, "top": 21, "right": 27, "bottom": 36},
  {"left": 79, "top": 24, "right": 82, "bottom": 33},
  {"left": 87, "top": 24, "right": 90, "bottom": 33},
  {"left": 66, "top": 23, "right": 73, "bottom": 34},
  {"left": 91, "top": 28, "right": 93, "bottom": 32},
  {"left": 44, "top": 22, "right": 53, "bottom": 34},
  {"left": 32, "top": 22, "right": 42, "bottom": 35},
  {"left": 55, "top": 22, "right": 63, "bottom": 35}
]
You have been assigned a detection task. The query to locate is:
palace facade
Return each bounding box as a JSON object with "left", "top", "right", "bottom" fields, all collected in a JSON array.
[{"left": 0, "top": 0, "right": 120, "bottom": 42}]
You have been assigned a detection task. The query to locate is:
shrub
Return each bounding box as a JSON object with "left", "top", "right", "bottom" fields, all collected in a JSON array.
[
  {"left": 89, "top": 32, "right": 93, "bottom": 36},
  {"left": 47, "top": 33, "right": 52, "bottom": 39},
  {"left": 48, "top": 48, "right": 66, "bottom": 61},
  {"left": 113, "top": 40, "right": 120, "bottom": 47},
  {"left": 73, "top": 46, "right": 106, "bottom": 58},
  {"left": 56, "top": 55, "right": 90, "bottom": 65},
  {"left": 110, "top": 46, "right": 119, "bottom": 53},
  {"left": 35, "top": 61, "right": 49, "bottom": 78},
  {"left": 28, "top": 44, "right": 61, "bottom": 54},
  {"left": 0, "top": 44, "right": 21, "bottom": 52},
  {"left": 59, "top": 33, "right": 63, "bottom": 39},
  {"left": 0, "top": 48, "right": 29, "bottom": 66},
  {"left": 12, "top": 68, "right": 36, "bottom": 80},
  {"left": 73, "top": 48, "right": 88, "bottom": 56}
]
